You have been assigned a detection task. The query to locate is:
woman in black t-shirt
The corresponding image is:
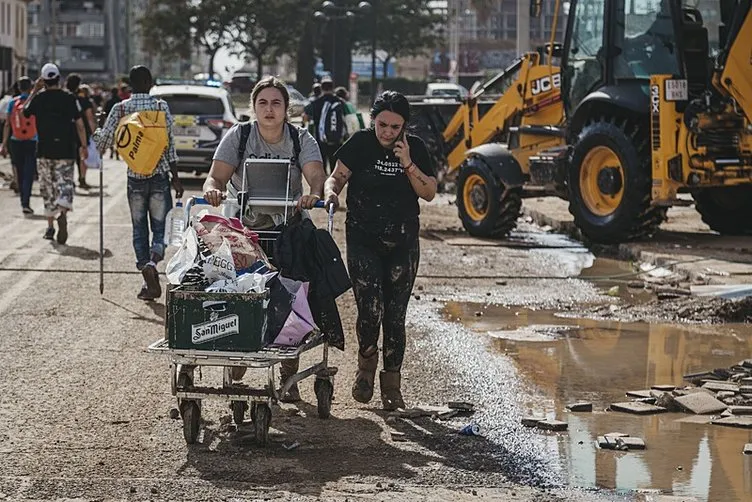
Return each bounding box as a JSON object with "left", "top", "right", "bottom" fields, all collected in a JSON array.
[{"left": 324, "top": 91, "right": 437, "bottom": 411}]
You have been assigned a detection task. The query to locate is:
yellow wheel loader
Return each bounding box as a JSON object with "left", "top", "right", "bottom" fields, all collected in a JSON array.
[{"left": 412, "top": 0, "right": 752, "bottom": 244}]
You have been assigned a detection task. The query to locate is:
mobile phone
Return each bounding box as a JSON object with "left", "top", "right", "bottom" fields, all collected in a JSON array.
[{"left": 390, "top": 128, "right": 406, "bottom": 149}]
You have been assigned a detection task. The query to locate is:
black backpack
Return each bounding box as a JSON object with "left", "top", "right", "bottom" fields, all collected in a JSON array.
[{"left": 320, "top": 99, "right": 345, "bottom": 146}]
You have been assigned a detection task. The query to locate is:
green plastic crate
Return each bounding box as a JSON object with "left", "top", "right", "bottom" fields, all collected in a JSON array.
[{"left": 166, "top": 285, "right": 268, "bottom": 352}]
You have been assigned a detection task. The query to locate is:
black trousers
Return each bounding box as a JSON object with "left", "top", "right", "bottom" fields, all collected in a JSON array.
[
  {"left": 346, "top": 222, "right": 420, "bottom": 371},
  {"left": 317, "top": 141, "right": 339, "bottom": 175}
]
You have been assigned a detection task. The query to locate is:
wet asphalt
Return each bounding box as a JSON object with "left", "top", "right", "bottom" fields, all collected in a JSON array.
[{"left": 0, "top": 156, "right": 684, "bottom": 501}]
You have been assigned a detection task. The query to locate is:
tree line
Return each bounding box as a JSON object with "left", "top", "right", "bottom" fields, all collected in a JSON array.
[{"left": 139, "top": 0, "right": 445, "bottom": 91}]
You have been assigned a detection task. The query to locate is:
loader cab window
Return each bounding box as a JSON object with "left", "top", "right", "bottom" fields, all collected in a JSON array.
[
  {"left": 614, "top": 0, "right": 681, "bottom": 79},
  {"left": 564, "top": 0, "right": 606, "bottom": 113}
]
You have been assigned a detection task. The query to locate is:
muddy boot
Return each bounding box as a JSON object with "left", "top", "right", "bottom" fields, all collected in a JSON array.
[
  {"left": 279, "top": 358, "right": 301, "bottom": 403},
  {"left": 379, "top": 370, "right": 405, "bottom": 411},
  {"left": 352, "top": 349, "right": 378, "bottom": 403}
]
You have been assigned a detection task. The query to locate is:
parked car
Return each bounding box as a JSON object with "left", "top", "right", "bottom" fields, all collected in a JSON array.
[
  {"left": 151, "top": 81, "right": 238, "bottom": 175},
  {"left": 229, "top": 72, "right": 255, "bottom": 94},
  {"left": 425, "top": 82, "right": 469, "bottom": 99}
]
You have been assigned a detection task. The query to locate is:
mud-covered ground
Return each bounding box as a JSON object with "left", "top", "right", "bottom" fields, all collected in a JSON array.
[{"left": 0, "top": 158, "right": 749, "bottom": 501}]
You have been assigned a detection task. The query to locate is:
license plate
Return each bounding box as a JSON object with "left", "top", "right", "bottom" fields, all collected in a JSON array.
[{"left": 176, "top": 126, "right": 200, "bottom": 137}]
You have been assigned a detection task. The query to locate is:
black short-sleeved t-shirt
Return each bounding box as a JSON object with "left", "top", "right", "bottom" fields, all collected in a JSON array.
[
  {"left": 77, "top": 96, "right": 94, "bottom": 138},
  {"left": 335, "top": 128, "right": 435, "bottom": 234},
  {"left": 24, "top": 89, "right": 82, "bottom": 159}
]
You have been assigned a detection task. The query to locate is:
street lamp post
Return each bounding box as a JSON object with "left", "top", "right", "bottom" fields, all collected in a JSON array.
[{"left": 314, "top": 1, "right": 365, "bottom": 85}]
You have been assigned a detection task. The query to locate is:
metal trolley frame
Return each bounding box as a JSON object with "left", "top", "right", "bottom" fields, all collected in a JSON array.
[{"left": 149, "top": 183, "right": 338, "bottom": 445}]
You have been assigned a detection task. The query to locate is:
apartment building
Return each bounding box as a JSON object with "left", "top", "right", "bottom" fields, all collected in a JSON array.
[{"left": 0, "top": 0, "right": 28, "bottom": 92}]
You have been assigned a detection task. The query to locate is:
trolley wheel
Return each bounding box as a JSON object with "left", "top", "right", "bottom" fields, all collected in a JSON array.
[
  {"left": 181, "top": 400, "right": 201, "bottom": 444},
  {"left": 232, "top": 401, "right": 248, "bottom": 426},
  {"left": 253, "top": 403, "right": 271, "bottom": 447},
  {"left": 314, "top": 378, "right": 333, "bottom": 419}
]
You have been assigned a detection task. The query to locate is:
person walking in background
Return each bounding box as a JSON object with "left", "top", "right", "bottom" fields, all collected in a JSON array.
[
  {"left": 65, "top": 74, "right": 96, "bottom": 189},
  {"left": 335, "top": 86, "right": 365, "bottom": 133},
  {"left": 1, "top": 77, "right": 38, "bottom": 215},
  {"left": 93, "top": 65, "right": 183, "bottom": 301},
  {"left": 324, "top": 91, "right": 437, "bottom": 411},
  {"left": 0, "top": 83, "right": 19, "bottom": 193},
  {"left": 307, "top": 76, "right": 346, "bottom": 174},
  {"left": 23, "top": 63, "right": 88, "bottom": 244},
  {"left": 103, "top": 86, "right": 121, "bottom": 159}
]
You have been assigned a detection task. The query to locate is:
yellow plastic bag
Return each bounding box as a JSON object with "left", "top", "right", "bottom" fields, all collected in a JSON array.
[{"left": 115, "top": 110, "right": 168, "bottom": 175}]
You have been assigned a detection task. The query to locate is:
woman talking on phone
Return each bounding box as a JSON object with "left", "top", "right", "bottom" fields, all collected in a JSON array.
[{"left": 324, "top": 91, "right": 437, "bottom": 410}]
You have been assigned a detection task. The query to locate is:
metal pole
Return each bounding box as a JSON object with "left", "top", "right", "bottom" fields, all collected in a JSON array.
[
  {"left": 370, "top": 12, "right": 376, "bottom": 104},
  {"left": 51, "top": 0, "right": 56, "bottom": 62},
  {"left": 332, "top": 20, "right": 336, "bottom": 81},
  {"left": 516, "top": 0, "right": 530, "bottom": 55}
]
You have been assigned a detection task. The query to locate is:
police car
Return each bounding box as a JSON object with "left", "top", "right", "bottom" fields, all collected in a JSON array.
[{"left": 151, "top": 80, "right": 240, "bottom": 174}]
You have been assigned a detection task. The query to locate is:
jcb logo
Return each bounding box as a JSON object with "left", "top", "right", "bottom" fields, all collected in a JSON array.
[
  {"left": 650, "top": 85, "right": 660, "bottom": 113},
  {"left": 531, "top": 73, "right": 561, "bottom": 95}
]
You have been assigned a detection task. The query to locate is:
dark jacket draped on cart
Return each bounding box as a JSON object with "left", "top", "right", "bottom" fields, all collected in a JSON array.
[{"left": 275, "top": 218, "right": 350, "bottom": 350}]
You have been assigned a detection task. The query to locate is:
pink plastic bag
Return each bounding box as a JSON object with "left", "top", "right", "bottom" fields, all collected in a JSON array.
[{"left": 273, "top": 281, "right": 318, "bottom": 346}]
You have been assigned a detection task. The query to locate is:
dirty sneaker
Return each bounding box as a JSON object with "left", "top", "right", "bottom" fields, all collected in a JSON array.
[
  {"left": 56, "top": 212, "right": 68, "bottom": 244},
  {"left": 141, "top": 263, "right": 162, "bottom": 300},
  {"left": 43, "top": 227, "right": 55, "bottom": 240},
  {"left": 22, "top": 207, "right": 33, "bottom": 215},
  {"left": 136, "top": 283, "right": 152, "bottom": 300}
]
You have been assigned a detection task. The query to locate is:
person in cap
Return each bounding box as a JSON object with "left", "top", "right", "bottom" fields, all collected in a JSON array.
[
  {"left": 324, "top": 90, "right": 437, "bottom": 411},
  {"left": 23, "top": 63, "right": 88, "bottom": 244}
]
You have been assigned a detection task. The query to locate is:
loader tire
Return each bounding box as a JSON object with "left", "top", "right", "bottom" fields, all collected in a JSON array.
[
  {"left": 568, "top": 118, "right": 666, "bottom": 244},
  {"left": 456, "top": 157, "right": 522, "bottom": 238},
  {"left": 692, "top": 186, "right": 752, "bottom": 235}
]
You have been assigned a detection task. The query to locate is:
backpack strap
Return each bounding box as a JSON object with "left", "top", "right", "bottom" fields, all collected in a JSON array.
[
  {"left": 287, "top": 122, "right": 301, "bottom": 168},
  {"left": 236, "top": 122, "right": 252, "bottom": 166}
]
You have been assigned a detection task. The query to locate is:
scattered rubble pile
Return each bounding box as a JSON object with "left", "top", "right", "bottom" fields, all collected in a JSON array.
[
  {"left": 589, "top": 295, "right": 752, "bottom": 324},
  {"left": 604, "top": 358, "right": 752, "bottom": 428}
]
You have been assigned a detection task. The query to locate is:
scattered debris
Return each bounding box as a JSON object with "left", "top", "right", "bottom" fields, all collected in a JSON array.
[
  {"left": 566, "top": 402, "right": 593, "bottom": 412},
  {"left": 711, "top": 416, "right": 752, "bottom": 428},
  {"left": 168, "top": 408, "right": 180, "bottom": 420},
  {"left": 448, "top": 401, "right": 474, "bottom": 412},
  {"left": 651, "top": 384, "right": 676, "bottom": 392},
  {"left": 536, "top": 419, "right": 568, "bottom": 431},
  {"left": 654, "top": 392, "right": 681, "bottom": 412},
  {"left": 390, "top": 405, "right": 458, "bottom": 420},
  {"left": 598, "top": 435, "right": 645, "bottom": 451},
  {"left": 626, "top": 390, "right": 653, "bottom": 399},
  {"left": 609, "top": 401, "right": 667, "bottom": 415},
  {"left": 674, "top": 392, "right": 728, "bottom": 415},
  {"left": 607, "top": 286, "right": 620, "bottom": 297},
  {"left": 459, "top": 423, "right": 481, "bottom": 436},
  {"left": 744, "top": 444, "right": 752, "bottom": 455},
  {"left": 390, "top": 431, "right": 407, "bottom": 442},
  {"left": 521, "top": 416, "right": 544, "bottom": 427},
  {"left": 283, "top": 441, "right": 300, "bottom": 451},
  {"left": 701, "top": 381, "right": 740, "bottom": 393},
  {"left": 727, "top": 406, "right": 752, "bottom": 415}
]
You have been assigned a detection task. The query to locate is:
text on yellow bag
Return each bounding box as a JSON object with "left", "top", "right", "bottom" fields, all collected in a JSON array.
[{"left": 115, "top": 108, "right": 168, "bottom": 176}]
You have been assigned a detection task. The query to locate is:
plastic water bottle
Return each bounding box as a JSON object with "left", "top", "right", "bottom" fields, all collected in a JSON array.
[{"left": 164, "top": 199, "right": 185, "bottom": 247}]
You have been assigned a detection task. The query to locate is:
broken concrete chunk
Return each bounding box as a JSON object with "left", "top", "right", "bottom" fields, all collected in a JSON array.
[
  {"left": 651, "top": 384, "right": 676, "bottom": 392},
  {"left": 742, "top": 377, "right": 752, "bottom": 384},
  {"left": 727, "top": 406, "right": 752, "bottom": 415},
  {"left": 655, "top": 392, "right": 681, "bottom": 412},
  {"left": 536, "top": 419, "right": 568, "bottom": 431},
  {"left": 744, "top": 444, "right": 752, "bottom": 455},
  {"left": 741, "top": 359, "right": 752, "bottom": 369},
  {"left": 566, "top": 402, "right": 593, "bottom": 412},
  {"left": 448, "top": 401, "right": 474, "bottom": 412},
  {"left": 598, "top": 435, "right": 646, "bottom": 451},
  {"left": 610, "top": 401, "right": 667, "bottom": 415},
  {"left": 701, "top": 381, "right": 740, "bottom": 393},
  {"left": 390, "top": 431, "right": 407, "bottom": 442},
  {"left": 684, "top": 371, "right": 716, "bottom": 381},
  {"left": 740, "top": 386, "right": 752, "bottom": 394},
  {"left": 603, "top": 432, "right": 629, "bottom": 437},
  {"left": 717, "top": 391, "right": 736, "bottom": 400},
  {"left": 712, "top": 416, "right": 752, "bottom": 428},
  {"left": 521, "top": 416, "right": 544, "bottom": 427},
  {"left": 626, "top": 390, "right": 653, "bottom": 399},
  {"left": 634, "top": 397, "right": 658, "bottom": 405},
  {"left": 675, "top": 392, "right": 728, "bottom": 415}
]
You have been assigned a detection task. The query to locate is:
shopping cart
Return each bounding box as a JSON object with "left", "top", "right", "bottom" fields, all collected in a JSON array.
[{"left": 148, "top": 159, "right": 338, "bottom": 445}]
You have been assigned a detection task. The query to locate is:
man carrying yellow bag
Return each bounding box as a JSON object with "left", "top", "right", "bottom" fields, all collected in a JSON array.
[{"left": 93, "top": 65, "right": 184, "bottom": 300}]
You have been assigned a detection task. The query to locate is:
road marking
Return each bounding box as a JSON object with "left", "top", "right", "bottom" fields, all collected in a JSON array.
[{"left": 0, "top": 172, "right": 127, "bottom": 316}]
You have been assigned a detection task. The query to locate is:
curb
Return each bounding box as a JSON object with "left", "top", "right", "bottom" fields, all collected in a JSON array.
[{"left": 522, "top": 207, "right": 740, "bottom": 285}]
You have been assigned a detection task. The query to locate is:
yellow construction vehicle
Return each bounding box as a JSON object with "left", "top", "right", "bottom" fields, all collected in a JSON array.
[{"left": 414, "top": 0, "right": 752, "bottom": 243}]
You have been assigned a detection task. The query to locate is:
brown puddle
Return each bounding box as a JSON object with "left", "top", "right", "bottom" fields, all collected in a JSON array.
[{"left": 445, "top": 303, "right": 752, "bottom": 501}]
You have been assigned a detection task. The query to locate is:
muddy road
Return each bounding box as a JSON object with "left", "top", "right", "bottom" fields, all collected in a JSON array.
[{"left": 0, "top": 158, "right": 750, "bottom": 501}]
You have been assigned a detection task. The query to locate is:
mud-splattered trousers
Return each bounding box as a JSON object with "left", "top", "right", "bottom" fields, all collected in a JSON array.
[
  {"left": 346, "top": 219, "right": 420, "bottom": 371},
  {"left": 38, "top": 157, "right": 75, "bottom": 217}
]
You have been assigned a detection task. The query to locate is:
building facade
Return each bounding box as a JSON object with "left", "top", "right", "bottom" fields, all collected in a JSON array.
[{"left": 0, "top": 0, "right": 28, "bottom": 92}]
